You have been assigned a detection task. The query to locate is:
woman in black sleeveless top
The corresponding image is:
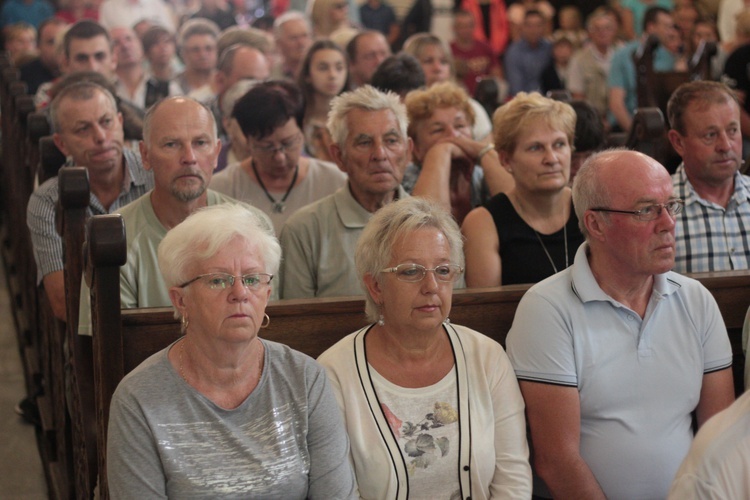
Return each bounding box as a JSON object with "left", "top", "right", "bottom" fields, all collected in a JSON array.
[{"left": 461, "top": 92, "right": 585, "bottom": 286}]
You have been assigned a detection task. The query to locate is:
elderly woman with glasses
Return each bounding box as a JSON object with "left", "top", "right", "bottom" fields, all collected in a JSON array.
[
  {"left": 210, "top": 80, "right": 347, "bottom": 234},
  {"left": 318, "top": 197, "right": 532, "bottom": 499},
  {"left": 107, "top": 204, "right": 356, "bottom": 498}
]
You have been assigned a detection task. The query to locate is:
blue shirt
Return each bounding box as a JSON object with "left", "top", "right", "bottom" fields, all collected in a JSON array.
[
  {"left": 507, "top": 243, "right": 732, "bottom": 499},
  {"left": 504, "top": 39, "right": 553, "bottom": 96},
  {"left": 608, "top": 39, "right": 676, "bottom": 120},
  {"left": 360, "top": 1, "right": 396, "bottom": 35},
  {"left": 0, "top": 0, "right": 54, "bottom": 28}
]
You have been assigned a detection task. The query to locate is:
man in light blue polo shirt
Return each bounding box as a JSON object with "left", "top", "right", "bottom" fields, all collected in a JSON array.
[{"left": 507, "top": 149, "right": 734, "bottom": 499}]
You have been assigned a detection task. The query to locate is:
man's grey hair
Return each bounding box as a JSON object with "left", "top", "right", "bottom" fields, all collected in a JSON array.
[
  {"left": 273, "top": 11, "right": 310, "bottom": 37},
  {"left": 572, "top": 149, "right": 623, "bottom": 239},
  {"left": 142, "top": 96, "right": 218, "bottom": 147},
  {"left": 49, "top": 81, "right": 117, "bottom": 133},
  {"left": 327, "top": 85, "right": 408, "bottom": 148},
  {"left": 177, "top": 18, "right": 219, "bottom": 49}
]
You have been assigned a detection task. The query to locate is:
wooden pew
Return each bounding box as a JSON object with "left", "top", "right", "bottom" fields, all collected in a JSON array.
[
  {"left": 0, "top": 76, "right": 75, "bottom": 496},
  {"left": 85, "top": 212, "right": 750, "bottom": 497},
  {"left": 633, "top": 36, "right": 715, "bottom": 116},
  {"left": 631, "top": 36, "right": 714, "bottom": 172},
  {"left": 84, "top": 213, "right": 531, "bottom": 498},
  {"left": 58, "top": 166, "right": 97, "bottom": 498}
]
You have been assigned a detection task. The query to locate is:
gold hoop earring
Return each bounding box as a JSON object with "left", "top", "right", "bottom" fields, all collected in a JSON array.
[
  {"left": 181, "top": 315, "right": 189, "bottom": 334},
  {"left": 261, "top": 313, "right": 270, "bottom": 328}
]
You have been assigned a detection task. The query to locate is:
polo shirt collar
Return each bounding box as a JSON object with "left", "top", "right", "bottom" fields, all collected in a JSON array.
[
  {"left": 334, "top": 183, "right": 408, "bottom": 229},
  {"left": 570, "top": 242, "right": 679, "bottom": 305}
]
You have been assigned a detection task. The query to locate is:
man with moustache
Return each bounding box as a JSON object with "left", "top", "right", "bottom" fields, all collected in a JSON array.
[
  {"left": 278, "top": 85, "right": 411, "bottom": 299},
  {"left": 506, "top": 149, "right": 734, "bottom": 499},
  {"left": 78, "top": 97, "right": 272, "bottom": 335},
  {"left": 666, "top": 80, "right": 750, "bottom": 274},
  {"left": 27, "top": 82, "right": 154, "bottom": 321}
]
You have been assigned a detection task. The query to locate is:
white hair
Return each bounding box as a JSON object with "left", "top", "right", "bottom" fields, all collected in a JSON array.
[{"left": 326, "top": 85, "right": 408, "bottom": 148}]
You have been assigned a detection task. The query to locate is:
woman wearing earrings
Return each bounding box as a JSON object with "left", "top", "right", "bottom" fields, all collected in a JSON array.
[
  {"left": 298, "top": 39, "right": 350, "bottom": 162},
  {"left": 107, "top": 204, "right": 356, "bottom": 498},
  {"left": 461, "top": 92, "right": 585, "bottom": 286},
  {"left": 318, "top": 197, "right": 531, "bottom": 499}
]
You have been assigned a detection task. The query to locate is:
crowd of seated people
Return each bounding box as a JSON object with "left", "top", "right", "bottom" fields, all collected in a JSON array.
[{"left": 8, "top": 0, "right": 750, "bottom": 496}]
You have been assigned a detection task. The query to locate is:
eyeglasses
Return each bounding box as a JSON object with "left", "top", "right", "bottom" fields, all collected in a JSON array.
[
  {"left": 590, "top": 199, "right": 684, "bottom": 221},
  {"left": 179, "top": 272, "right": 274, "bottom": 290},
  {"left": 381, "top": 263, "right": 464, "bottom": 283},
  {"left": 252, "top": 134, "right": 302, "bottom": 156}
]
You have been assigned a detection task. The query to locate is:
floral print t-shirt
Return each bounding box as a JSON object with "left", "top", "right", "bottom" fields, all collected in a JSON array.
[{"left": 371, "top": 368, "right": 461, "bottom": 499}]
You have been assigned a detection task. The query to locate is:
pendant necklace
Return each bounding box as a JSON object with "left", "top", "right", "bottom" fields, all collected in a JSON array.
[
  {"left": 533, "top": 224, "right": 569, "bottom": 273},
  {"left": 252, "top": 160, "right": 299, "bottom": 213}
]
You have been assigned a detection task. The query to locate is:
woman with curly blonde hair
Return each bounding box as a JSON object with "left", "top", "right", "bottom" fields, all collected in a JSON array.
[{"left": 404, "top": 81, "right": 513, "bottom": 224}]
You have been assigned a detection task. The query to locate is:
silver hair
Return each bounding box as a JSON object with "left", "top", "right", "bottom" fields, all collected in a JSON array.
[
  {"left": 49, "top": 81, "right": 117, "bottom": 133},
  {"left": 142, "top": 96, "right": 218, "bottom": 147},
  {"left": 177, "top": 18, "right": 219, "bottom": 49},
  {"left": 355, "top": 197, "right": 464, "bottom": 323},
  {"left": 572, "top": 149, "right": 624, "bottom": 239},
  {"left": 326, "top": 85, "right": 408, "bottom": 148},
  {"left": 273, "top": 11, "right": 310, "bottom": 37},
  {"left": 157, "top": 203, "right": 282, "bottom": 319}
]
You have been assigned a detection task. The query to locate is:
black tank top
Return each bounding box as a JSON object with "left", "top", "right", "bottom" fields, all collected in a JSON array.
[{"left": 484, "top": 193, "right": 585, "bottom": 285}]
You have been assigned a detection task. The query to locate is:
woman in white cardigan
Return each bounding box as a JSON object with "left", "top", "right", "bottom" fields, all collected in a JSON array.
[{"left": 318, "top": 197, "right": 532, "bottom": 499}]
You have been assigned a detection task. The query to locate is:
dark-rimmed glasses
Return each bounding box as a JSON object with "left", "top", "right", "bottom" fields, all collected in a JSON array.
[
  {"left": 590, "top": 200, "right": 684, "bottom": 221},
  {"left": 381, "top": 263, "right": 463, "bottom": 283},
  {"left": 179, "top": 272, "right": 274, "bottom": 290},
  {"left": 252, "top": 133, "right": 302, "bottom": 156}
]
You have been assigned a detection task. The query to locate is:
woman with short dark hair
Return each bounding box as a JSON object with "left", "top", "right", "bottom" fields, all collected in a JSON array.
[{"left": 209, "top": 80, "right": 347, "bottom": 234}]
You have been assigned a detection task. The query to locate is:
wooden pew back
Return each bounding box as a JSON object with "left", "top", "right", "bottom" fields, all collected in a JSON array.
[
  {"left": 87, "top": 211, "right": 750, "bottom": 498},
  {"left": 59, "top": 166, "right": 97, "bottom": 498},
  {"left": 117, "top": 284, "right": 532, "bottom": 373}
]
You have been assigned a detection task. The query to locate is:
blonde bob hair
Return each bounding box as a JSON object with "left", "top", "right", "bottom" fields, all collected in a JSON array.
[
  {"left": 404, "top": 81, "right": 476, "bottom": 140},
  {"left": 492, "top": 92, "right": 576, "bottom": 156},
  {"left": 355, "top": 197, "right": 464, "bottom": 323}
]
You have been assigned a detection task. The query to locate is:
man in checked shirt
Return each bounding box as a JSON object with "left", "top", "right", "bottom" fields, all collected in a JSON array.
[{"left": 666, "top": 80, "right": 750, "bottom": 274}]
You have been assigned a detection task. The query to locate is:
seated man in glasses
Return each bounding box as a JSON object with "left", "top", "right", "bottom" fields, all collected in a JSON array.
[
  {"left": 79, "top": 96, "right": 272, "bottom": 335},
  {"left": 666, "top": 80, "right": 750, "bottom": 275},
  {"left": 506, "top": 149, "right": 735, "bottom": 499}
]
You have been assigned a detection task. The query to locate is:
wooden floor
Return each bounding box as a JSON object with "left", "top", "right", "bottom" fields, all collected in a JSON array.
[{"left": 0, "top": 258, "right": 48, "bottom": 498}]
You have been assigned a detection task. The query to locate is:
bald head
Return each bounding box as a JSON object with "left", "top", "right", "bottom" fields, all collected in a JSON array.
[
  {"left": 141, "top": 97, "right": 221, "bottom": 202},
  {"left": 143, "top": 97, "right": 217, "bottom": 147},
  {"left": 217, "top": 44, "right": 270, "bottom": 94},
  {"left": 574, "top": 150, "right": 669, "bottom": 227}
]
